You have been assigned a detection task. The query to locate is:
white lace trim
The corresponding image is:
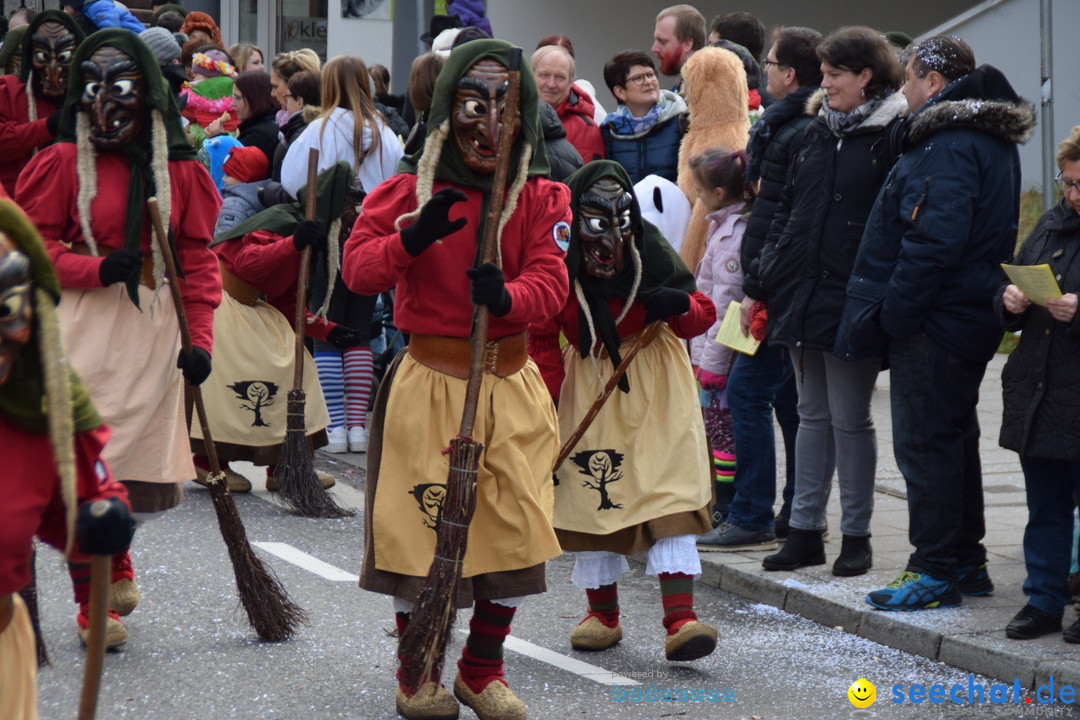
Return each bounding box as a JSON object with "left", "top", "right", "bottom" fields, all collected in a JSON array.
[
  {"left": 571, "top": 551, "right": 629, "bottom": 589},
  {"left": 393, "top": 597, "right": 414, "bottom": 614},
  {"left": 645, "top": 535, "right": 701, "bottom": 577}
]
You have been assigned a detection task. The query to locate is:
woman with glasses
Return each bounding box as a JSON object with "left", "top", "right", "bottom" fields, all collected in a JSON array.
[
  {"left": 599, "top": 50, "right": 685, "bottom": 185},
  {"left": 996, "top": 125, "right": 1080, "bottom": 642}
]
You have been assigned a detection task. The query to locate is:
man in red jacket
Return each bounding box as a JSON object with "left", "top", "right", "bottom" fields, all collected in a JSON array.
[{"left": 531, "top": 44, "right": 605, "bottom": 163}]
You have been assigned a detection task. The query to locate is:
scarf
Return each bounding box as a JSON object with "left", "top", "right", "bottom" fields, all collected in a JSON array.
[
  {"left": 819, "top": 95, "right": 882, "bottom": 138},
  {"left": 602, "top": 96, "right": 667, "bottom": 136},
  {"left": 56, "top": 29, "right": 197, "bottom": 308},
  {"left": 564, "top": 160, "right": 697, "bottom": 390}
]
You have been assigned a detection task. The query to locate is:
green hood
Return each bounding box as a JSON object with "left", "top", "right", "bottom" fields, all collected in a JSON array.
[
  {"left": 0, "top": 200, "right": 101, "bottom": 434},
  {"left": 0, "top": 26, "right": 28, "bottom": 73},
  {"left": 18, "top": 10, "right": 87, "bottom": 86},
  {"left": 398, "top": 38, "right": 549, "bottom": 189},
  {"left": 564, "top": 160, "right": 697, "bottom": 383},
  {"left": 56, "top": 29, "right": 196, "bottom": 308}
]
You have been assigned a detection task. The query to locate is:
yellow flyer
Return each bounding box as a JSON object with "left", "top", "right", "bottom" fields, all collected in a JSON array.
[
  {"left": 715, "top": 300, "right": 761, "bottom": 355},
  {"left": 1001, "top": 263, "right": 1062, "bottom": 306}
]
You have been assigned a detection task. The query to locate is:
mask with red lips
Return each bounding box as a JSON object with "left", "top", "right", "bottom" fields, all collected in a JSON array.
[
  {"left": 576, "top": 177, "right": 631, "bottom": 280},
  {"left": 451, "top": 59, "right": 521, "bottom": 175},
  {"left": 79, "top": 46, "right": 146, "bottom": 151}
]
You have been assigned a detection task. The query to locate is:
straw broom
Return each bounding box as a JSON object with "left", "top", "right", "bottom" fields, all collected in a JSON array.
[
  {"left": 147, "top": 197, "right": 306, "bottom": 642},
  {"left": 398, "top": 48, "right": 524, "bottom": 691},
  {"left": 553, "top": 320, "right": 664, "bottom": 469},
  {"left": 274, "top": 148, "right": 354, "bottom": 519}
]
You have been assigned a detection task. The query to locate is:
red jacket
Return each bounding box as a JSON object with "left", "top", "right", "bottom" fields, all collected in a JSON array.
[
  {"left": 530, "top": 291, "right": 716, "bottom": 401},
  {"left": 343, "top": 173, "right": 571, "bottom": 340},
  {"left": 554, "top": 86, "right": 605, "bottom": 163},
  {"left": 215, "top": 229, "right": 334, "bottom": 341},
  {"left": 0, "top": 76, "right": 56, "bottom": 197},
  {"left": 17, "top": 144, "right": 222, "bottom": 351}
]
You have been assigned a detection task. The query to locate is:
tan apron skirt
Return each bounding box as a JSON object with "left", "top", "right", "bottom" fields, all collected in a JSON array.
[
  {"left": 189, "top": 293, "right": 329, "bottom": 460},
  {"left": 0, "top": 595, "right": 38, "bottom": 720},
  {"left": 359, "top": 350, "right": 561, "bottom": 607},
  {"left": 554, "top": 325, "right": 712, "bottom": 554},
  {"left": 60, "top": 285, "right": 192, "bottom": 509}
]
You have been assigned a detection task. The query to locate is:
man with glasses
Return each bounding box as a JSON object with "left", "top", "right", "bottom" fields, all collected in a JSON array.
[
  {"left": 600, "top": 50, "right": 685, "bottom": 184},
  {"left": 837, "top": 36, "right": 1036, "bottom": 610},
  {"left": 697, "top": 25, "right": 822, "bottom": 551}
]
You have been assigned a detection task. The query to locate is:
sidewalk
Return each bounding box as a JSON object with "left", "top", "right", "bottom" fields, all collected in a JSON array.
[
  {"left": 690, "top": 353, "right": 1080, "bottom": 689},
  {"left": 324, "top": 354, "right": 1080, "bottom": 689}
]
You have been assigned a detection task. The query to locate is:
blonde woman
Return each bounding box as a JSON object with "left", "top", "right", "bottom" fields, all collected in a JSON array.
[
  {"left": 280, "top": 55, "right": 403, "bottom": 453},
  {"left": 270, "top": 48, "right": 320, "bottom": 126},
  {"left": 229, "top": 42, "right": 265, "bottom": 72}
]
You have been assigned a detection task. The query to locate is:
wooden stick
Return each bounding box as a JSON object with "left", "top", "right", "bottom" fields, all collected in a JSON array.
[
  {"left": 76, "top": 554, "right": 110, "bottom": 720},
  {"left": 292, "top": 148, "right": 319, "bottom": 389},
  {"left": 553, "top": 321, "right": 664, "bottom": 470}
]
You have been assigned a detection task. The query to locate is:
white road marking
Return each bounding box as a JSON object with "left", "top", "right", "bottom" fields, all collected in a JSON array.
[
  {"left": 252, "top": 542, "right": 359, "bottom": 582},
  {"left": 252, "top": 538, "right": 642, "bottom": 687}
]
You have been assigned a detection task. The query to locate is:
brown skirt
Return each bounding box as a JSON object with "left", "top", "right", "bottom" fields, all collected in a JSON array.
[{"left": 358, "top": 351, "right": 556, "bottom": 608}]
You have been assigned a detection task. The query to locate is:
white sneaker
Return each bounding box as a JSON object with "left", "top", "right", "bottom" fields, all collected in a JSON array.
[
  {"left": 325, "top": 426, "right": 348, "bottom": 453},
  {"left": 348, "top": 425, "right": 369, "bottom": 453}
]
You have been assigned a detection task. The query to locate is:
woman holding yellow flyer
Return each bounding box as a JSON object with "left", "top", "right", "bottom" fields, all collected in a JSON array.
[{"left": 995, "top": 125, "right": 1080, "bottom": 642}]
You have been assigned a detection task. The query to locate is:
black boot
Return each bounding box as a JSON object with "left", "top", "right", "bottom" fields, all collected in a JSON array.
[
  {"left": 832, "top": 534, "right": 872, "bottom": 577},
  {"left": 762, "top": 529, "right": 825, "bottom": 571}
]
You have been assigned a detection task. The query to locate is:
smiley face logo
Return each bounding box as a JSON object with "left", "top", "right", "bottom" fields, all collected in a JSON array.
[{"left": 848, "top": 678, "right": 876, "bottom": 708}]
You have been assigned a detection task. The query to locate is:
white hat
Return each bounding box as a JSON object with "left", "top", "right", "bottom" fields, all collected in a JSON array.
[{"left": 431, "top": 27, "right": 463, "bottom": 58}]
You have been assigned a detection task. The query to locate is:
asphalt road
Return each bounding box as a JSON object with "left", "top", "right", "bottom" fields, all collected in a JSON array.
[{"left": 29, "top": 456, "right": 1072, "bottom": 720}]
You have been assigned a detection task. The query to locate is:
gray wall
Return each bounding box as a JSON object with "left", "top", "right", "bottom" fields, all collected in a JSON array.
[{"left": 487, "top": 0, "right": 975, "bottom": 111}]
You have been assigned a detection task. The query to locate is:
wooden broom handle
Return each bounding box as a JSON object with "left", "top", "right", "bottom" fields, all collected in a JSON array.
[
  {"left": 292, "top": 148, "right": 320, "bottom": 389},
  {"left": 553, "top": 321, "right": 664, "bottom": 469},
  {"left": 459, "top": 47, "right": 522, "bottom": 437},
  {"left": 147, "top": 197, "right": 223, "bottom": 476}
]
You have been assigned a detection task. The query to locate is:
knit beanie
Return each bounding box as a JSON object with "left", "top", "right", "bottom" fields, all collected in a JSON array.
[
  {"left": 141, "top": 26, "right": 181, "bottom": 67},
  {"left": 223, "top": 145, "right": 269, "bottom": 183}
]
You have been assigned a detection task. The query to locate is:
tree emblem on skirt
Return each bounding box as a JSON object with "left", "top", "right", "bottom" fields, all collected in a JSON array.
[{"left": 572, "top": 449, "right": 625, "bottom": 511}]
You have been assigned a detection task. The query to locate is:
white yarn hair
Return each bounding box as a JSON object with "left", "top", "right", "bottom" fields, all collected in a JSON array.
[
  {"left": 310, "top": 217, "right": 341, "bottom": 321},
  {"left": 35, "top": 286, "right": 78, "bottom": 555},
  {"left": 26, "top": 70, "right": 37, "bottom": 123},
  {"left": 75, "top": 113, "right": 100, "bottom": 256}
]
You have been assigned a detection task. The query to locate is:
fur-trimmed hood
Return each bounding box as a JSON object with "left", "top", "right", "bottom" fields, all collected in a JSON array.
[
  {"left": 905, "top": 64, "right": 1036, "bottom": 148},
  {"left": 806, "top": 88, "right": 909, "bottom": 132}
]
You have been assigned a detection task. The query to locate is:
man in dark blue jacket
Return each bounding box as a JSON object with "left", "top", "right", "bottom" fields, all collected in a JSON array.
[
  {"left": 698, "top": 25, "right": 821, "bottom": 550},
  {"left": 838, "top": 36, "right": 1035, "bottom": 610}
]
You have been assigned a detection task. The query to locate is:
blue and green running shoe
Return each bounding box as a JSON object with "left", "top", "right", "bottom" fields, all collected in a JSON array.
[{"left": 866, "top": 571, "right": 961, "bottom": 611}]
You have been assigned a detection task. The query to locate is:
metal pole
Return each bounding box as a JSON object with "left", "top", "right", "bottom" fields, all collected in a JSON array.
[{"left": 1040, "top": 0, "right": 1055, "bottom": 211}]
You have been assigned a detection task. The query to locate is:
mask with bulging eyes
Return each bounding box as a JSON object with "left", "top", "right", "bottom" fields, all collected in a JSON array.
[
  {"left": 79, "top": 46, "right": 146, "bottom": 151},
  {"left": 30, "top": 20, "right": 77, "bottom": 100},
  {"left": 0, "top": 232, "right": 32, "bottom": 387},
  {"left": 576, "top": 177, "right": 632, "bottom": 280},
  {"left": 451, "top": 59, "right": 521, "bottom": 175}
]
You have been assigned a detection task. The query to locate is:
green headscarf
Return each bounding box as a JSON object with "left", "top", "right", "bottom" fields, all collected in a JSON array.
[
  {"left": 150, "top": 3, "right": 188, "bottom": 27},
  {"left": 17, "top": 10, "right": 87, "bottom": 85},
  {"left": 0, "top": 199, "right": 101, "bottom": 434},
  {"left": 0, "top": 25, "right": 28, "bottom": 73},
  {"left": 397, "top": 38, "right": 550, "bottom": 190},
  {"left": 564, "top": 160, "right": 698, "bottom": 386},
  {"left": 56, "top": 29, "right": 197, "bottom": 307}
]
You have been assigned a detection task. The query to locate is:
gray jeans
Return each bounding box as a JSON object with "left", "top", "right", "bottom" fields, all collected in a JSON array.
[{"left": 788, "top": 348, "right": 880, "bottom": 537}]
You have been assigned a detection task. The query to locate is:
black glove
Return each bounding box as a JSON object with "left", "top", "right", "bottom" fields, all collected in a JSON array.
[
  {"left": 292, "top": 219, "right": 322, "bottom": 252},
  {"left": 466, "top": 263, "right": 512, "bottom": 317},
  {"left": 46, "top": 109, "right": 62, "bottom": 136},
  {"left": 327, "top": 325, "right": 364, "bottom": 350},
  {"left": 641, "top": 287, "right": 690, "bottom": 324},
  {"left": 400, "top": 187, "right": 468, "bottom": 257},
  {"left": 76, "top": 498, "right": 135, "bottom": 556},
  {"left": 176, "top": 346, "right": 212, "bottom": 385},
  {"left": 98, "top": 249, "right": 144, "bottom": 286}
]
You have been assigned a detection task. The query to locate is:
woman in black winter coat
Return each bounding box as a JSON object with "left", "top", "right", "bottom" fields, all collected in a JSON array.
[
  {"left": 231, "top": 71, "right": 281, "bottom": 166},
  {"left": 756, "top": 27, "right": 904, "bottom": 576},
  {"left": 996, "top": 126, "right": 1080, "bottom": 643}
]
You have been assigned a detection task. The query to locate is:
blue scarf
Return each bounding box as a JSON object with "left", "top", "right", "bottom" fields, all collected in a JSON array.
[{"left": 603, "top": 95, "right": 668, "bottom": 136}]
